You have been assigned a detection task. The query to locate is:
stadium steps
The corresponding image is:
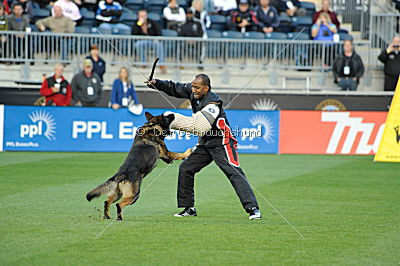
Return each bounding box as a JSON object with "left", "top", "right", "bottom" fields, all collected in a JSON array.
[{"left": 0, "top": 61, "right": 385, "bottom": 92}]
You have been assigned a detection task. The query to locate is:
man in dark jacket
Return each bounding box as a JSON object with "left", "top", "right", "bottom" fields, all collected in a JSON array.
[
  {"left": 332, "top": 40, "right": 364, "bottom": 91},
  {"left": 254, "top": 0, "right": 280, "bottom": 33},
  {"left": 71, "top": 59, "right": 102, "bottom": 106},
  {"left": 86, "top": 44, "right": 106, "bottom": 83},
  {"left": 273, "top": 0, "right": 306, "bottom": 17},
  {"left": 146, "top": 74, "right": 261, "bottom": 220},
  {"left": 133, "top": 9, "right": 166, "bottom": 73},
  {"left": 229, "top": 0, "right": 260, "bottom": 32},
  {"left": 378, "top": 36, "right": 400, "bottom": 91}
]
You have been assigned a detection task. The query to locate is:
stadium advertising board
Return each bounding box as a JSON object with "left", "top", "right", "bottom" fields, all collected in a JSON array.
[
  {"left": 3, "top": 106, "right": 279, "bottom": 154},
  {"left": 279, "top": 111, "right": 387, "bottom": 155}
]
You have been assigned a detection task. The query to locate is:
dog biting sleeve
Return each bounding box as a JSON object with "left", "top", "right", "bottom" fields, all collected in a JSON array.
[{"left": 169, "top": 111, "right": 213, "bottom": 136}]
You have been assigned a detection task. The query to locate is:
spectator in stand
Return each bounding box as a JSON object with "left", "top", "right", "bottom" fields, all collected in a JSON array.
[
  {"left": 313, "top": 0, "right": 340, "bottom": 29},
  {"left": 312, "top": 12, "right": 337, "bottom": 66},
  {"left": 179, "top": 9, "right": 203, "bottom": 68},
  {"left": 179, "top": 9, "right": 203, "bottom": 38},
  {"left": 163, "top": 0, "right": 186, "bottom": 31},
  {"left": 85, "top": 44, "right": 106, "bottom": 83},
  {"left": 255, "top": 0, "right": 279, "bottom": 33},
  {"left": 2, "top": 0, "right": 10, "bottom": 14},
  {"left": 332, "top": 40, "right": 364, "bottom": 91},
  {"left": 111, "top": 66, "right": 139, "bottom": 110},
  {"left": 36, "top": 6, "right": 75, "bottom": 60},
  {"left": 40, "top": 63, "right": 72, "bottom": 106},
  {"left": 15, "top": 0, "right": 34, "bottom": 21},
  {"left": 7, "top": 2, "right": 31, "bottom": 63},
  {"left": 191, "top": 0, "right": 211, "bottom": 37},
  {"left": 229, "top": 0, "right": 259, "bottom": 33},
  {"left": 132, "top": 9, "right": 166, "bottom": 73},
  {"left": 36, "top": 6, "right": 75, "bottom": 33},
  {"left": 190, "top": 0, "right": 210, "bottom": 69},
  {"left": 53, "top": 0, "right": 82, "bottom": 26},
  {"left": 311, "top": 12, "right": 337, "bottom": 40},
  {"left": 71, "top": 59, "right": 102, "bottom": 107},
  {"left": 213, "top": 0, "right": 237, "bottom": 15},
  {"left": 0, "top": 3, "right": 8, "bottom": 61},
  {"left": 378, "top": 36, "right": 400, "bottom": 91},
  {"left": 273, "top": 0, "right": 306, "bottom": 17},
  {"left": 96, "top": 0, "right": 130, "bottom": 33}
]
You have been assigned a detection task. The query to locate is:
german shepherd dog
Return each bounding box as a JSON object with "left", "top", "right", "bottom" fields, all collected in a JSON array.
[{"left": 86, "top": 112, "right": 191, "bottom": 220}]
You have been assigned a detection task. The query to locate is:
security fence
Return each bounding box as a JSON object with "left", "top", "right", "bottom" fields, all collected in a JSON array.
[{"left": 0, "top": 31, "right": 373, "bottom": 72}]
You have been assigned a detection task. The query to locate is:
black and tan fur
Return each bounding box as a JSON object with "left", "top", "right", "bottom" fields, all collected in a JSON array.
[{"left": 86, "top": 112, "right": 191, "bottom": 220}]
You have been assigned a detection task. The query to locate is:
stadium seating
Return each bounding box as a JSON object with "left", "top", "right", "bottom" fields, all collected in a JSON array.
[
  {"left": 33, "top": 8, "right": 50, "bottom": 20},
  {"left": 222, "top": 31, "right": 244, "bottom": 58},
  {"left": 265, "top": 32, "right": 287, "bottom": 39},
  {"left": 120, "top": 9, "right": 138, "bottom": 25},
  {"left": 147, "top": 0, "right": 166, "bottom": 14},
  {"left": 126, "top": 0, "right": 143, "bottom": 12},
  {"left": 210, "top": 15, "right": 228, "bottom": 32},
  {"left": 161, "top": 29, "right": 178, "bottom": 37}
]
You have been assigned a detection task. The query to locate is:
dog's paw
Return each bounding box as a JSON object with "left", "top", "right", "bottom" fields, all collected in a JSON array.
[{"left": 103, "top": 214, "right": 110, "bottom": 219}]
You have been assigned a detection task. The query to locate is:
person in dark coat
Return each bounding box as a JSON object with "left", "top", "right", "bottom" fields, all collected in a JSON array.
[
  {"left": 254, "top": 0, "right": 280, "bottom": 33},
  {"left": 229, "top": 0, "right": 260, "bottom": 32},
  {"left": 378, "top": 36, "right": 400, "bottom": 91},
  {"left": 86, "top": 44, "right": 106, "bottom": 83},
  {"left": 333, "top": 40, "right": 364, "bottom": 91}
]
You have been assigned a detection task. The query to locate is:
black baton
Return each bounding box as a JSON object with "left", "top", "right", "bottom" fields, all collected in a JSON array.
[{"left": 148, "top": 57, "right": 159, "bottom": 81}]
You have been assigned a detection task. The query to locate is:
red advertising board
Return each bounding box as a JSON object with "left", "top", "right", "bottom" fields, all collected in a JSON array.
[{"left": 279, "top": 111, "right": 387, "bottom": 155}]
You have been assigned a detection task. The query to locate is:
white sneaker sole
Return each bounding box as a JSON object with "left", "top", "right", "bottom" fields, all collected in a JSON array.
[{"left": 249, "top": 215, "right": 262, "bottom": 220}]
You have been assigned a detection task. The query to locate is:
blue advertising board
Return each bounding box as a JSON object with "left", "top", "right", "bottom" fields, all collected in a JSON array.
[{"left": 3, "top": 106, "right": 279, "bottom": 153}]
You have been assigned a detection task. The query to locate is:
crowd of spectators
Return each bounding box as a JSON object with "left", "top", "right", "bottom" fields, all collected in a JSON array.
[{"left": 0, "top": 0, "right": 399, "bottom": 91}]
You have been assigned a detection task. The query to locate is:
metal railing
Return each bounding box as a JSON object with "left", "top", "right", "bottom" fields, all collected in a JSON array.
[{"left": 0, "top": 31, "right": 373, "bottom": 69}]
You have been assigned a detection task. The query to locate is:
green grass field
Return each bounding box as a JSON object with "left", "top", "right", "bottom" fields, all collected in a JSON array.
[{"left": 0, "top": 152, "right": 399, "bottom": 265}]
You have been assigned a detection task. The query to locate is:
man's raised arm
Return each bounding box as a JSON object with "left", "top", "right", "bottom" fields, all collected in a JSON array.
[{"left": 147, "top": 79, "right": 192, "bottom": 99}]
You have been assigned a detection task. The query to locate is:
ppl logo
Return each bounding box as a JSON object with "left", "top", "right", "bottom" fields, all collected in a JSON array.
[
  {"left": 20, "top": 110, "right": 56, "bottom": 140},
  {"left": 247, "top": 114, "right": 275, "bottom": 143}
]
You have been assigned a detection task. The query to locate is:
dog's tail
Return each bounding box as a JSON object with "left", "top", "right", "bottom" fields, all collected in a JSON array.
[{"left": 86, "top": 174, "right": 125, "bottom": 201}]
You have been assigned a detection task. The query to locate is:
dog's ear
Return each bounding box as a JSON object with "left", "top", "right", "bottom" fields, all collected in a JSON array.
[
  {"left": 166, "top": 113, "right": 175, "bottom": 121},
  {"left": 145, "top": 112, "right": 153, "bottom": 121}
]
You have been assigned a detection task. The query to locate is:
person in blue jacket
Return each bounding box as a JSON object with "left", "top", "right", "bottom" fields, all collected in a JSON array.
[{"left": 111, "top": 66, "right": 139, "bottom": 110}]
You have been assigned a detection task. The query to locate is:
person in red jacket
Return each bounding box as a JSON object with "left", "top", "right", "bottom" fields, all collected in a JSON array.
[
  {"left": 40, "top": 63, "right": 72, "bottom": 106},
  {"left": 313, "top": 0, "right": 340, "bottom": 29}
]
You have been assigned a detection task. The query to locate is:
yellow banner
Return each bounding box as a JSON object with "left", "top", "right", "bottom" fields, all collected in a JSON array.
[{"left": 374, "top": 76, "right": 400, "bottom": 162}]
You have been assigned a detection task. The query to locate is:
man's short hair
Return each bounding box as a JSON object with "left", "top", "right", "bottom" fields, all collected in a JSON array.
[
  {"left": 12, "top": 2, "right": 22, "bottom": 9},
  {"left": 195, "top": 74, "right": 211, "bottom": 90}
]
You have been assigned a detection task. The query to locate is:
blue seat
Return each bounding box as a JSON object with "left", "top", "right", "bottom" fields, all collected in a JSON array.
[
  {"left": 112, "top": 26, "right": 132, "bottom": 35},
  {"left": 120, "top": 10, "right": 138, "bottom": 24},
  {"left": 148, "top": 13, "right": 162, "bottom": 23},
  {"left": 162, "top": 29, "right": 178, "bottom": 37},
  {"left": 147, "top": 0, "right": 166, "bottom": 14},
  {"left": 287, "top": 32, "right": 310, "bottom": 40},
  {"left": 301, "top": 1, "right": 316, "bottom": 10},
  {"left": 210, "top": 15, "right": 227, "bottom": 31},
  {"left": 178, "top": 0, "right": 188, "bottom": 9},
  {"left": 339, "top": 33, "right": 353, "bottom": 41},
  {"left": 291, "top": 16, "right": 313, "bottom": 27},
  {"left": 126, "top": 0, "right": 143, "bottom": 11},
  {"left": 245, "top": 31, "right": 265, "bottom": 39},
  {"left": 81, "top": 11, "right": 95, "bottom": 27},
  {"left": 222, "top": 31, "right": 244, "bottom": 39},
  {"left": 75, "top": 26, "right": 91, "bottom": 34},
  {"left": 33, "top": 8, "right": 50, "bottom": 19},
  {"left": 206, "top": 30, "right": 222, "bottom": 38},
  {"left": 338, "top": 28, "right": 349, "bottom": 34},
  {"left": 265, "top": 32, "right": 287, "bottom": 39},
  {"left": 91, "top": 27, "right": 112, "bottom": 35}
]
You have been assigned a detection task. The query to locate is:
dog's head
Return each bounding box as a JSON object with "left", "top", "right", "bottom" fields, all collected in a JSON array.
[{"left": 139, "top": 112, "right": 175, "bottom": 140}]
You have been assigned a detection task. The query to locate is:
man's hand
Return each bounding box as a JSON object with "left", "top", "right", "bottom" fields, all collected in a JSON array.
[
  {"left": 112, "top": 103, "right": 120, "bottom": 110},
  {"left": 51, "top": 86, "right": 60, "bottom": 93},
  {"left": 145, "top": 79, "right": 156, "bottom": 87},
  {"left": 39, "top": 25, "right": 46, "bottom": 32}
]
